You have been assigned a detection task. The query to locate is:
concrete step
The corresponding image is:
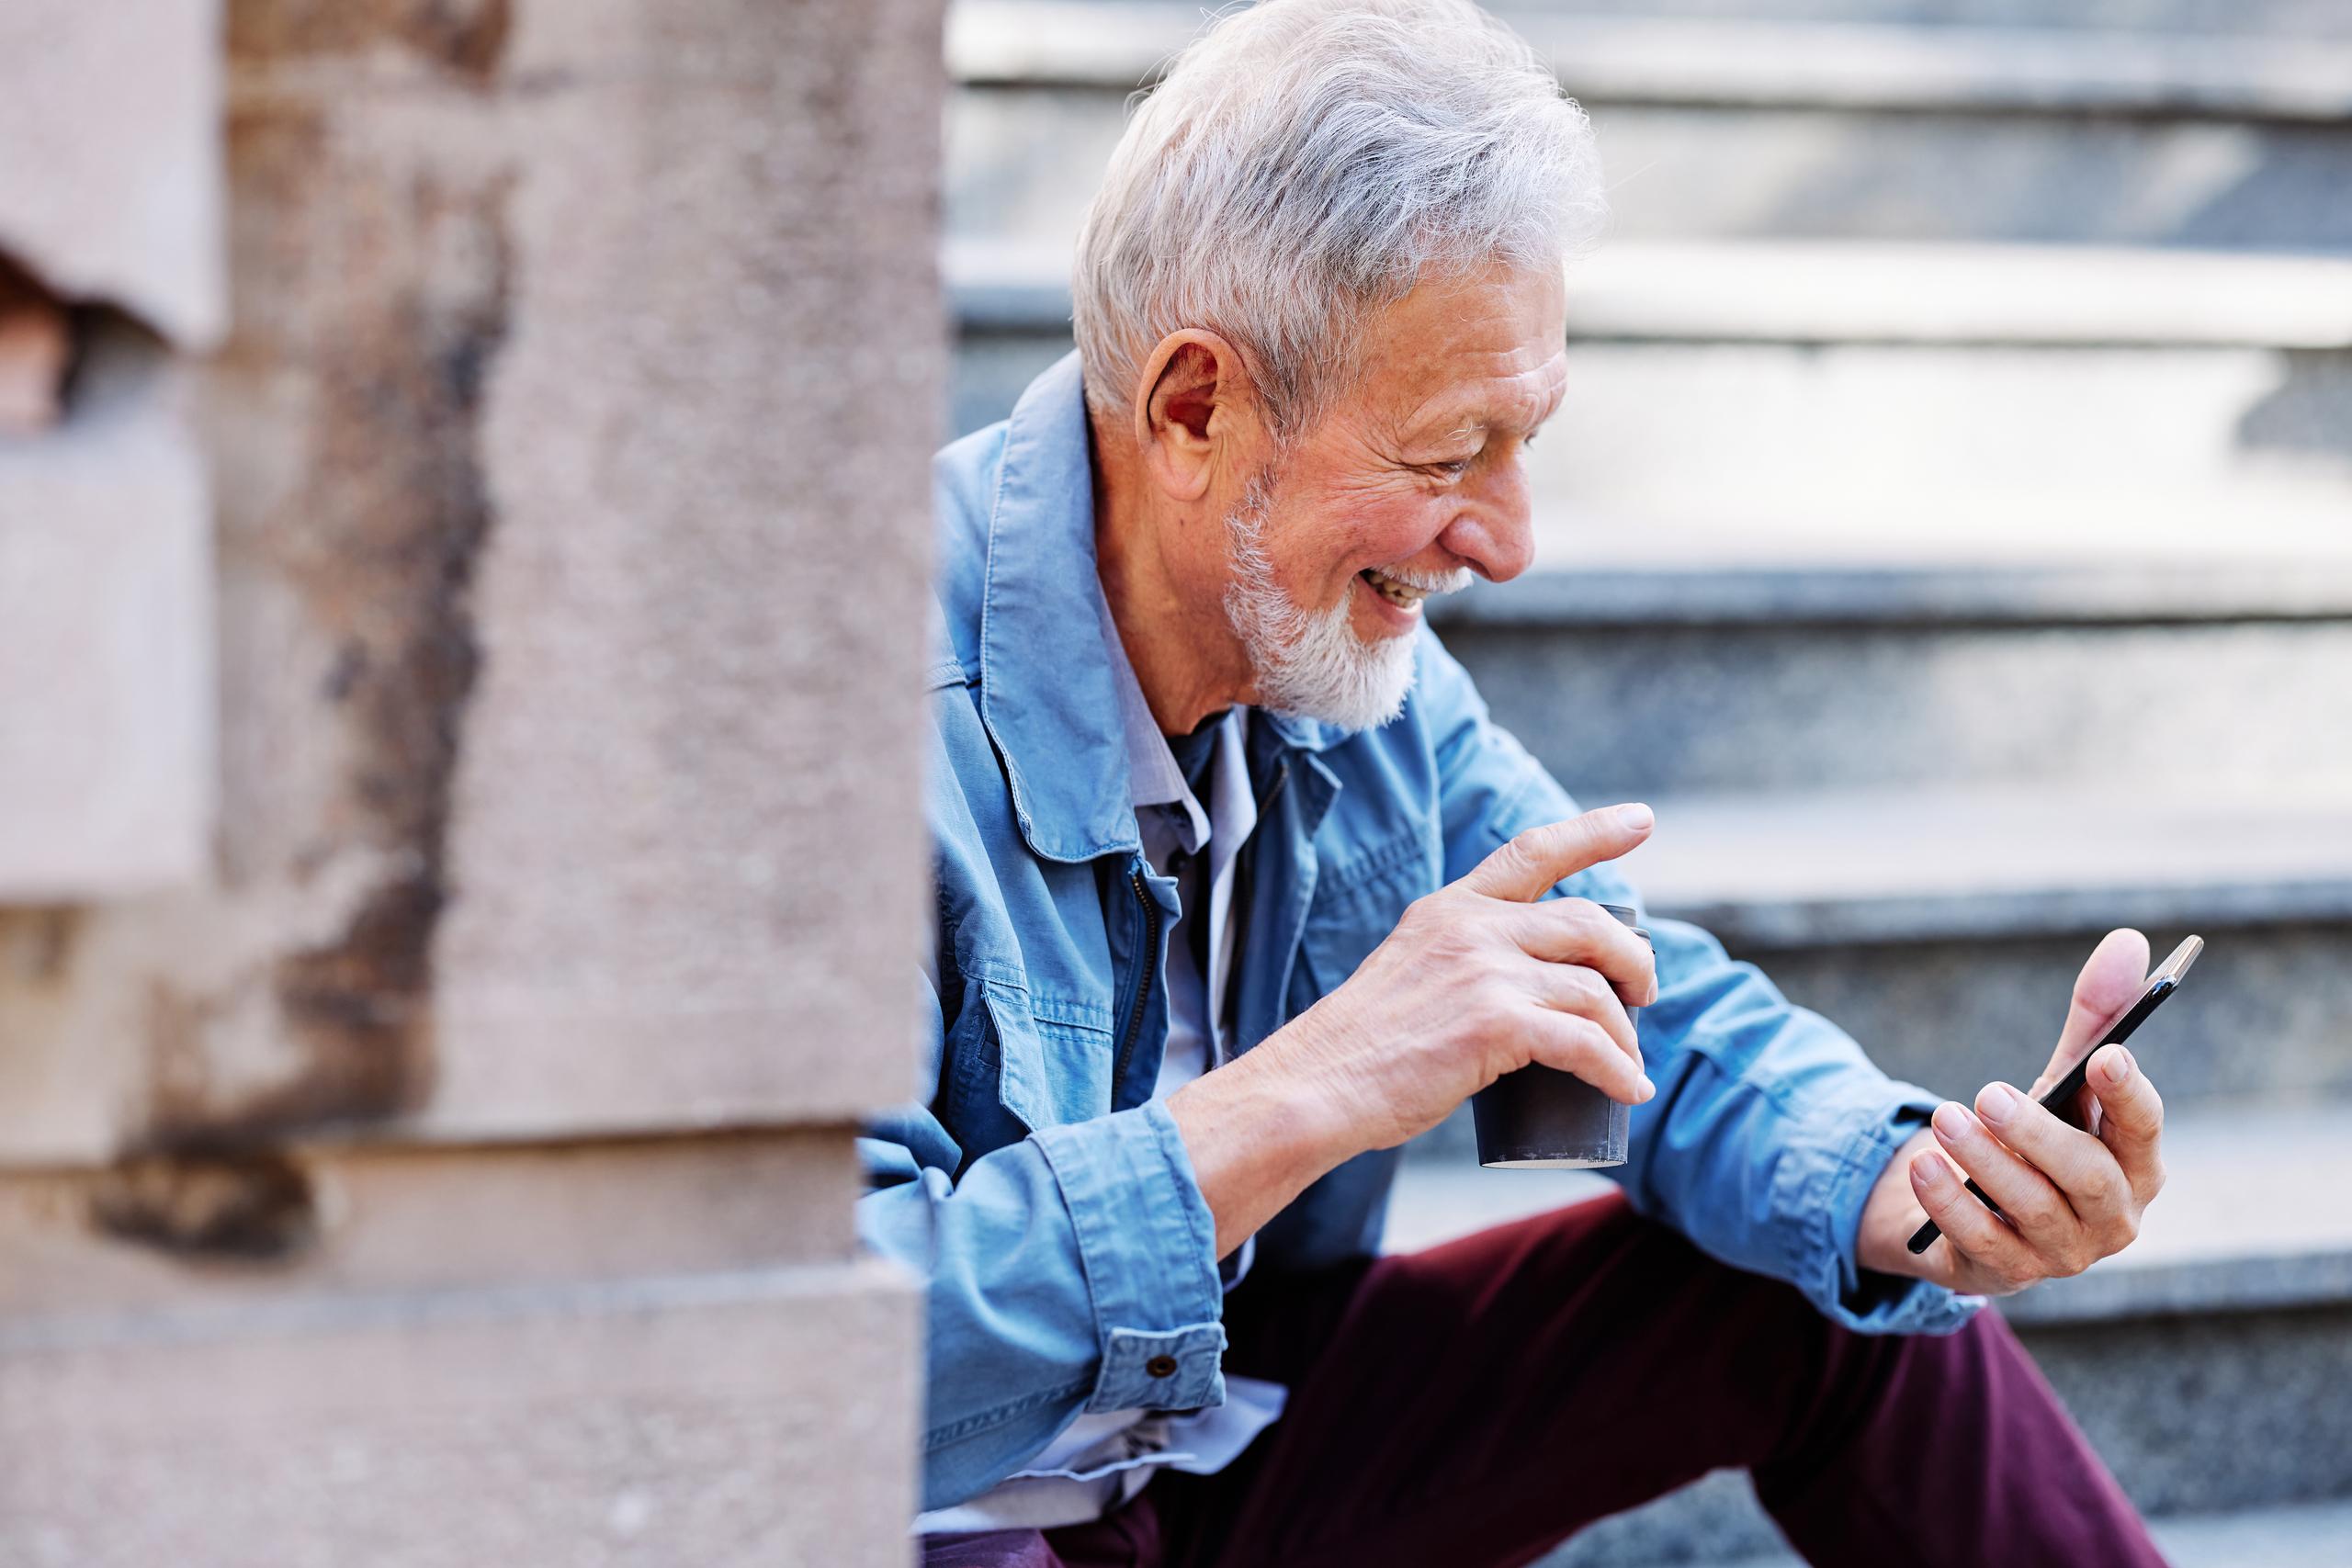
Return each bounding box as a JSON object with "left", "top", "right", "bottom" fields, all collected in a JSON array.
[
  {"left": 948, "top": 2, "right": 2352, "bottom": 257},
  {"left": 1440, "top": 570, "right": 2352, "bottom": 801},
  {"left": 1491, "top": 341, "right": 2352, "bottom": 572},
  {"left": 956, "top": 326, "right": 2352, "bottom": 558},
  {"left": 1388, "top": 1098, "right": 2352, "bottom": 1560},
  {"left": 950, "top": 62, "right": 2352, "bottom": 259},
  {"left": 1618, "top": 787, "right": 2352, "bottom": 949},
  {"left": 951, "top": 239, "right": 2352, "bottom": 348},
  {"left": 946, "top": 243, "right": 2352, "bottom": 556},
  {"left": 950, "top": 6, "right": 2352, "bottom": 113},
  {"left": 1625, "top": 787, "right": 2352, "bottom": 1109},
  {"left": 1403, "top": 786, "right": 2352, "bottom": 1109},
  {"left": 1551, "top": 1489, "right": 2352, "bottom": 1568},
  {"left": 1470, "top": 3, "right": 2352, "bottom": 44},
  {"left": 1396, "top": 1100, "right": 2352, "bottom": 1324},
  {"left": 951, "top": 92, "right": 2352, "bottom": 259},
  {"left": 2120, "top": 1497, "right": 2352, "bottom": 1568}
]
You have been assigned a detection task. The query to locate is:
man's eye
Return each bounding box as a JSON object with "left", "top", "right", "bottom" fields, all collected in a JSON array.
[{"left": 1419, "top": 457, "right": 1474, "bottom": 479}]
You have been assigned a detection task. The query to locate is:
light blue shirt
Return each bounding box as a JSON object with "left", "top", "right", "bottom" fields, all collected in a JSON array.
[{"left": 864, "top": 352, "right": 1978, "bottom": 1519}]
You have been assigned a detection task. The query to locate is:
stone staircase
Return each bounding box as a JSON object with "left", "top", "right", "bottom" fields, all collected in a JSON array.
[{"left": 940, "top": 1, "right": 2352, "bottom": 1560}]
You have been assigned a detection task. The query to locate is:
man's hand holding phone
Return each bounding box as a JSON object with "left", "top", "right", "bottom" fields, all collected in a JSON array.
[{"left": 1856, "top": 928, "right": 2171, "bottom": 1297}]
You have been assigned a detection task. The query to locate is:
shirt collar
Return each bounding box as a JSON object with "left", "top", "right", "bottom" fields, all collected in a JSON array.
[
  {"left": 1098, "top": 582, "right": 1225, "bottom": 862},
  {"left": 1093, "top": 584, "right": 1189, "bottom": 812}
]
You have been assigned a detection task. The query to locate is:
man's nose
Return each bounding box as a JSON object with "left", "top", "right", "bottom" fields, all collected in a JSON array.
[{"left": 1437, "top": 460, "right": 1537, "bottom": 583}]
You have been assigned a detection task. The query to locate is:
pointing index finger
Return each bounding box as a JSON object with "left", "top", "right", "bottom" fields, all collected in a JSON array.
[{"left": 1462, "top": 804, "right": 1655, "bottom": 903}]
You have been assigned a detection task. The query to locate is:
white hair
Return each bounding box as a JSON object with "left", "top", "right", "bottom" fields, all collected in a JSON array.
[{"left": 1072, "top": 0, "right": 1606, "bottom": 438}]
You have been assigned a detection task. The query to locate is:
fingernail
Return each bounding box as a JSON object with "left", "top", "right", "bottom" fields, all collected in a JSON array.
[
  {"left": 1915, "top": 1155, "right": 1951, "bottom": 1186},
  {"left": 1932, "top": 1101, "right": 1971, "bottom": 1140},
  {"left": 2103, "top": 1047, "right": 2135, "bottom": 1084},
  {"left": 1977, "top": 1082, "right": 2020, "bottom": 1122},
  {"left": 1636, "top": 1074, "right": 1657, "bottom": 1102},
  {"left": 1617, "top": 803, "right": 1654, "bottom": 831}
]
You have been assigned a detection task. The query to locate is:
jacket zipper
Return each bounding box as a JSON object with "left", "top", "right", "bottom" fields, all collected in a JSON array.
[{"left": 1114, "top": 866, "right": 1159, "bottom": 1095}]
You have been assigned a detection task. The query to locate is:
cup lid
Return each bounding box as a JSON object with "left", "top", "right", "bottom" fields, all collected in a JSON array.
[{"left": 1595, "top": 901, "right": 1650, "bottom": 941}]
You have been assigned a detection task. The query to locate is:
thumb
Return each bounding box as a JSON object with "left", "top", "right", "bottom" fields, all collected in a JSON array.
[
  {"left": 1461, "top": 803, "right": 1655, "bottom": 903},
  {"left": 2034, "top": 927, "right": 2151, "bottom": 1095}
]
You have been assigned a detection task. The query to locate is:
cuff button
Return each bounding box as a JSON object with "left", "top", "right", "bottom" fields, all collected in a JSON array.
[{"left": 1145, "top": 1354, "right": 1179, "bottom": 1379}]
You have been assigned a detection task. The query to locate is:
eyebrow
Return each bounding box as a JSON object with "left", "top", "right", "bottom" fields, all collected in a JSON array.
[{"left": 1427, "top": 395, "right": 1560, "bottom": 447}]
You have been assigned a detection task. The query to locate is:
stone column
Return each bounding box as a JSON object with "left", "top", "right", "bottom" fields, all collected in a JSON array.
[{"left": 0, "top": 2, "right": 941, "bottom": 1562}]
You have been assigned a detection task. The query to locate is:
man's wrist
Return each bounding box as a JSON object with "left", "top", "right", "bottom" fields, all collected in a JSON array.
[
  {"left": 1168, "top": 1027, "right": 1365, "bottom": 1258},
  {"left": 1855, "top": 1126, "right": 1939, "bottom": 1282},
  {"left": 1252, "top": 1004, "right": 1385, "bottom": 1164}
]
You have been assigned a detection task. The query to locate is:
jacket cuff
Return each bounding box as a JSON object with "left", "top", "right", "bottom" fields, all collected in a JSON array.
[
  {"left": 1031, "top": 1100, "right": 1228, "bottom": 1412},
  {"left": 1780, "top": 1083, "right": 1985, "bottom": 1336}
]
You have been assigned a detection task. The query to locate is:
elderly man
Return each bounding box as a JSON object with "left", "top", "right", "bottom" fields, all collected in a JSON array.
[{"left": 868, "top": 3, "right": 2172, "bottom": 1564}]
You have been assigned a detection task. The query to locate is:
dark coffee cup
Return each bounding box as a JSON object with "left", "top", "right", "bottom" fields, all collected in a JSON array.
[{"left": 1471, "top": 901, "right": 1651, "bottom": 1168}]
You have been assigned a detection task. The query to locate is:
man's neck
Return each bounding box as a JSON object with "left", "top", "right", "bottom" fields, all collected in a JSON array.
[{"left": 1090, "top": 415, "right": 1255, "bottom": 737}]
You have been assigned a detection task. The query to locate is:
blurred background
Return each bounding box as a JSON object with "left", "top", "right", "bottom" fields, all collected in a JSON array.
[
  {"left": 0, "top": 0, "right": 2345, "bottom": 1563},
  {"left": 944, "top": 2, "right": 2352, "bottom": 1563}
]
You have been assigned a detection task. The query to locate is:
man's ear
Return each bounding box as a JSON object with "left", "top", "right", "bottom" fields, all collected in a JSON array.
[{"left": 1130, "top": 331, "right": 1263, "bottom": 503}]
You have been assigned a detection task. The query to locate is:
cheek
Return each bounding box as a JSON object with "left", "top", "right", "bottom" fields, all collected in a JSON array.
[{"left": 1283, "top": 486, "right": 1444, "bottom": 588}]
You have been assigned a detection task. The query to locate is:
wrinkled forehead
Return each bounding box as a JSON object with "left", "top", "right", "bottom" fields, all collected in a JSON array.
[
  {"left": 1341, "top": 264, "right": 1569, "bottom": 442},
  {"left": 1401, "top": 351, "right": 1568, "bottom": 447}
]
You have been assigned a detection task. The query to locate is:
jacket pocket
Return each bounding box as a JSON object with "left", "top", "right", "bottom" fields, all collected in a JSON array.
[{"left": 953, "top": 980, "right": 1115, "bottom": 1141}]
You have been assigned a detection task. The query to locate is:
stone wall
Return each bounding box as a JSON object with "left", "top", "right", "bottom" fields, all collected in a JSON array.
[{"left": 0, "top": 2, "right": 942, "bottom": 1562}]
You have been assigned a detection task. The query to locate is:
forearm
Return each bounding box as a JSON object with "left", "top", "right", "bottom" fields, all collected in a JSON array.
[{"left": 1167, "top": 1025, "right": 1363, "bottom": 1258}]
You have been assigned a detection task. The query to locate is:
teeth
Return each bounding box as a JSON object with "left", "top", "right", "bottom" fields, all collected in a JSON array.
[{"left": 1361, "top": 568, "right": 1429, "bottom": 609}]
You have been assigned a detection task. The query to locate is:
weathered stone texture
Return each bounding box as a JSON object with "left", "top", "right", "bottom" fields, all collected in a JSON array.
[
  {"left": 426, "top": 0, "right": 948, "bottom": 1135},
  {"left": 0, "top": 340, "right": 215, "bottom": 905},
  {"left": 0, "top": 2, "right": 527, "bottom": 1160},
  {"left": 0, "top": 256, "right": 69, "bottom": 434},
  {"left": 226, "top": 0, "right": 514, "bottom": 82},
  {"left": 0, "top": 0, "right": 224, "bottom": 345},
  {"left": 0, "top": 0, "right": 945, "bottom": 1161},
  {"left": 0, "top": 1260, "right": 918, "bottom": 1568},
  {"left": 0, "top": 0, "right": 221, "bottom": 908},
  {"left": 0, "top": 1128, "right": 859, "bottom": 1317},
  {"left": 3, "top": 2, "right": 938, "bottom": 1557}
]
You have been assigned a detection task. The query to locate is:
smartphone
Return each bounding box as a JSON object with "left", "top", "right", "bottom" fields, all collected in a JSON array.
[{"left": 1905, "top": 934, "right": 2203, "bottom": 1257}]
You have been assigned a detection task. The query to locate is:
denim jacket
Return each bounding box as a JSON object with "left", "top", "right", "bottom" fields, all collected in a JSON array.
[{"left": 861, "top": 354, "right": 1977, "bottom": 1513}]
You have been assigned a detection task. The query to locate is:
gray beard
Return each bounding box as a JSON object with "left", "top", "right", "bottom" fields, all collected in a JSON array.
[{"left": 1219, "top": 472, "right": 1421, "bottom": 734}]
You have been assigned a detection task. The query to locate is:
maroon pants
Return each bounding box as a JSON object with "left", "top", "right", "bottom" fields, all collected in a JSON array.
[{"left": 924, "top": 1192, "right": 2166, "bottom": 1568}]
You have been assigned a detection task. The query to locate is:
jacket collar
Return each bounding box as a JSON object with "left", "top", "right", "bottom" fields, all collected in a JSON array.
[{"left": 977, "top": 354, "right": 1338, "bottom": 864}]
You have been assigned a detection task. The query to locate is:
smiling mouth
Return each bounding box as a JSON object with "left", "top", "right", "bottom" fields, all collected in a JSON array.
[{"left": 1360, "top": 567, "right": 1434, "bottom": 610}]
